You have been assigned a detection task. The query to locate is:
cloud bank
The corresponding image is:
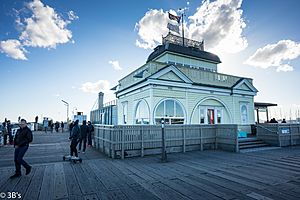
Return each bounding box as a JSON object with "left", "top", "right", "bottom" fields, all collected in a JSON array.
[
  {"left": 245, "top": 40, "right": 300, "bottom": 72},
  {"left": 0, "top": 0, "right": 78, "bottom": 60},
  {"left": 0, "top": 39, "right": 27, "bottom": 60},
  {"left": 80, "top": 80, "right": 110, "bottom": 94},
  {"left": 135, "top": 0, "right": 247, "bottom": 53}
]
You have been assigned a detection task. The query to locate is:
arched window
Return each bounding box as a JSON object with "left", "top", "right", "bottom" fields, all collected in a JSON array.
[
  {"left": 135, "top": 100, "right": 150, "bottom": 124},
  {"left": 241, "top": 104, "right": 248, "bottom": 124},
  {"left": 154, "top": 99, "right": 185, "bottom": 124}
]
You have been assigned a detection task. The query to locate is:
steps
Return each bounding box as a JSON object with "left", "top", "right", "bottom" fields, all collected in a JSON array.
[{"left": 238, "top": 137, "right": 269, "bottom": 150}]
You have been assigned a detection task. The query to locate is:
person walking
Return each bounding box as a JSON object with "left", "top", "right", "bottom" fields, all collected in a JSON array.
[
  {"left": 2, "top": 122, "right": 8, "bottom": 145},
  {"left": 7, "top": 120, "right": 13, "bottom": 145},
  {"left": 69, "top": 120, "right": 80, "bottom": 158},
  {"left": 61, "top": 121, "right": 64, "bottom": 132},
  {"left": 69, "top": 121, "right": 74, "bottom": 137},
  {"left": 55, "top": 121, "right": 59, "bottom": 132},
  {"left": 10, "top": 119, "right": 33, "bottom": 179},
  {"left": 43, "top": 118, "right": 48, "bottom": 133},
  {"left": 78, "top": 120, "right": 88, "bottom": 153},
  {"left": 87, "top": 121, "right": 94, "bottom": 147}
]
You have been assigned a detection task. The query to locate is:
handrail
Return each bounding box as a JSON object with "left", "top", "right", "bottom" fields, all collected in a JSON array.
[{"left": 256, "top": 124, "right": 278, "bottom": 134}]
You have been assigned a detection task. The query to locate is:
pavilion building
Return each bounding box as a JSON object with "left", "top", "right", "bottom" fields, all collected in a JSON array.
[{"left": 108, "top": 33, "right": 258, "bottom": 130}]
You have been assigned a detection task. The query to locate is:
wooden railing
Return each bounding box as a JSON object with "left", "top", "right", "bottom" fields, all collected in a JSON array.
[
  {"left": 93, "top": 124, "right": 239, "bottom": 159},
  {"left": 257, "top": 124, "right": 300, "bottom": 147}
]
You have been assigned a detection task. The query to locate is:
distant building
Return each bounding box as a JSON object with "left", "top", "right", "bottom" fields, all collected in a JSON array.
[
  {"left": 90, "top": 92, "right": 117, "bottom": 125},
  {"left": 91, "top": 33, "right": 258, "bottom": 128}
]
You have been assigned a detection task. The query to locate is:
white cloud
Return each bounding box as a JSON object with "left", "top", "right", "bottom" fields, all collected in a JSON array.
[
  {"left": 0, "top": 39, "right": 27, "bottom": 60},
  {"left": 135, "top": 9, "right": 169, "bottom": 49},
  {"left": 80, "top": 80, "right": 110, "bottom": 94},
  {"left": 245, "top": 40, "right": 300, "bottom": 72},
  {"left": 68, "top": 11, "right": 79, "bottom": 20},
  {"left": 188, "top": 0, "right": 247, "bottom": 53},
  {"left": 109, "top": 60, "right": 122, "bottom": 71},
  {"left": 19, "top": 0, "right": 74, "bottom": 48},
  {"left": 135, "top": 0, "right": 247, "bottom": 54}
]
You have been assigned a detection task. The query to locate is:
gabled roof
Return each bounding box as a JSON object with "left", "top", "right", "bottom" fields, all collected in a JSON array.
[
  {"left": 148, "top": 64, "right": 193, "bottom": 84},
  {"left": 146, "top": 43, "right": 221, "bottom": 64},
  {"left": 116, "top": 63, "right": 257, "bottom": 96}
]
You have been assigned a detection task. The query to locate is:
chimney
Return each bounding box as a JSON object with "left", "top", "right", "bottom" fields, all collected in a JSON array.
[{"left": 98, "top": 92, "right": 104, "bottom": 109}]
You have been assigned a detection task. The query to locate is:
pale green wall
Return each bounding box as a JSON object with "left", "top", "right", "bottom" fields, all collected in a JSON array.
[
  {"left": 117, "top": 85, "right": 255, "bottom": 125},
  {"left": 156, "top": 53, "right": 217, "bottom": 72}
]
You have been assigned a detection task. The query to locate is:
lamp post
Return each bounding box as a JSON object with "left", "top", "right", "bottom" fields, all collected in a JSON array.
[{"left": 61, "top": 100, "right": 69, "bottom": 123}]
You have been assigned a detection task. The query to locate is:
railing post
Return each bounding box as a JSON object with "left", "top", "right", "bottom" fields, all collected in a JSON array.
[
  {"left": 161, "top": 118, "right": 167, "bottom": 162},
  {"left": 277, "top": 125, "right": 281, "bottom": 147},
  {"left": 235, "top": 125, "right": 239, "bottom": 152},
  {"left": 111, "top": 128, "right": 115, "bottom": 159},
  {"left": 290, "top": 124, "right": 292, "bottom": 146},
  {"left": 215, "top": 125, "right": 218, "bottom": 150},
  {"left": 141, "top": 126, "right": 144, "bottom": 157},
  {"left": 121, "top": 126, "right": 125, "bottom": 159},
  {"left": 183, "top": 126, "right": 186, "bottom": 153},
  {"left": 109, "top": 128, "right": 112, "bottom": 158},
  {"left": 200, "top": 127, "right": 203, "bottom": 151}
]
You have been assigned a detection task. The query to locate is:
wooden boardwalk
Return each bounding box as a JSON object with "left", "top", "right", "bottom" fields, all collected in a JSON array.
[{"left": 1, "top": 131, "right": 300, "bottom": 200}]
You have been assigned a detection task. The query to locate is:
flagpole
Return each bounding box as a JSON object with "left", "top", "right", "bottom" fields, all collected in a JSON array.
[{"left": 181, "top": 13, "right": 184, "bottom": 46}]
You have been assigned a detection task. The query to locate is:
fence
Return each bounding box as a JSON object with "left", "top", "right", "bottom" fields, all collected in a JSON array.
[
  {"left": 257, "top": 124, "right": 300, "bottom": 147},
  {"left": 93, "top": 124, "right": 239, "bottom": 159}
]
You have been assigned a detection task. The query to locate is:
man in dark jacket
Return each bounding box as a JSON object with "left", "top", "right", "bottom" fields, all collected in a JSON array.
[
  {"left": 87, "top": 121, "right": 94, "bottom": 147},
  {"left": 69, "top": 120, "right": 81, "bottom": 158},
  {"left": 78, "top": 120, "right": 89, "bottom": 153},
  {"left": 10, "top": 119, "right": 33, "bottom": 179}
]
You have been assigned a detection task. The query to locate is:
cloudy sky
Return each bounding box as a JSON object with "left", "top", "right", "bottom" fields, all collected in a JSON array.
[{"left": 1, "top": 0, "right": 300, "bottom": 122}]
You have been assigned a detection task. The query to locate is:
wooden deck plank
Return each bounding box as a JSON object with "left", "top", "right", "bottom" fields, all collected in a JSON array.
[
  {"left": 72, "top": 164, "right": 98, "bottom": 195},
  {"left": 54, "top": 163, "right": 68, "bottom": 199},
  {"left": 1, "top": 132, "right": 300, "bottom": 200},
  {"left": 21, "top": 166, "right": 45, "bottom": 200},
  {"left": 38, "top": 164, "right": 55, "bottom": 200},
  {"left": 63, "top": 163, "right": 82, "bottom": 197}
]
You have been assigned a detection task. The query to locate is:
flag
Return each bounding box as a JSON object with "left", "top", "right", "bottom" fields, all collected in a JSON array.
[
  {"left": 168, "top": 12, "right": 181, "bottom": 23},
  {"left": 167, "top": 22, "right": 180, "bottom": 34}
]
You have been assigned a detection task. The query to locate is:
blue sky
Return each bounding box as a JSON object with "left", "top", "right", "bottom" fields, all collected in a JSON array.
[{"left": 1, "top": 0, "right": 300, "bottom": 122}]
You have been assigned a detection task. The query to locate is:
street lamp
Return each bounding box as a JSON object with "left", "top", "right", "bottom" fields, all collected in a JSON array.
[{"left": 61, "top": 100, "right": 69, "bottom": 123}]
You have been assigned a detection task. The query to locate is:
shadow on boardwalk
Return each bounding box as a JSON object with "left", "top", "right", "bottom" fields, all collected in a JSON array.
[{"left": 1, "top": 131, "right": 300, "bottom": 200}]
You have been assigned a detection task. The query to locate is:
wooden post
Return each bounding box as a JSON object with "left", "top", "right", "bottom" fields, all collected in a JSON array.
[
  {"left": 278, "top": 125, "right": 281, "bottom": 147},
  {"left": 235, "top": 126, "right": 239, "bottom": 153},
  {"left": 183, "top": 126, "right": 186, "bottom": 153},
  {"left": 121, "top": 127, "right": 125, "bottom": 159},
  {"left": 111, "top": 128, "right": 115, "bottom": 159},
  {"left": 290, "top": 124, "right": 292, "bottom": 146},
  {"left": 109, "top": 128, "right": 112, "bottom": 158},
  {"left": 141, "top": 126, "right": 144, "bottom": 157},
  {"left": 200, "top": 127, "right": 203, "bottom": 151},
  {"left": 215, "top": 126, "right": 218, "bottom": 150}
]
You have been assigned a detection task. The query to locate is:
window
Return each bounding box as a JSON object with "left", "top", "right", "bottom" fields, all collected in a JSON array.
[
  {"left": 122, "top": 102, "right": 128, "bottom": 124},
  {"left": 217, "top": 110, "right": 222, "bottom": 124},
  {"left": 155, "top": 99, "right": 185, "bottom": 124},
  {"left": 241, "top": 104, "right": 248, "bottom": 124},
  {"left": 135, "top": 100, "right": 150, "bottom": 124},
  {"left": 198, "top": 106, "right": 223, "bottom": 124},
  {"left": 200, "top": 109, "right": 205, "bottom": 124}
]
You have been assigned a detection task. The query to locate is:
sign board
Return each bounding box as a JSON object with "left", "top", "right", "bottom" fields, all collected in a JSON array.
[
  {"left": 73, "top": 115, "right": 87, "bottom": 125},
  {"left": 280, "top": 127, "right": 290, "bottom": 134}
]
